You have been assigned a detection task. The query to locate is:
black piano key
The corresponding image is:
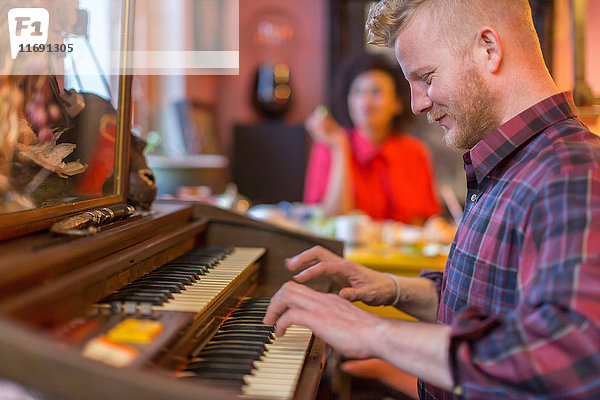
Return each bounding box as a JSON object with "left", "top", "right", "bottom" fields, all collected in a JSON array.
[
  {"left": 220, "top": 319, "right": 267, "bottom": 327},
  {"left": 156, "top": 266, "right": 207, "bottom": 274},
  {"left": 102, "top": 292, "right": 168, "bottom": 302},
  {"left": 219, "top": 325, "right": 274, "bottom": 334},
  {"left": 171, "top": 262, "right": 215, "bottom": 270},
  {"left": 192, "top": 356, "right": 261, "bottom": 368},
  {"left": 191, "top": 341, "right": 264, "bottom": 358},
  {"left": 218, "top": 325, "right": 274, "bottom": 333},
  {"left": 144, "top": 269, "right": 199, "bottom": 277},
  {"left": 122, "top": 283, "right": 181, "bottom": 294},
  {"left": 229, "top": 309, "right": 266, "bottom": 314},
  {"left": 204, "top": 341, "right": 267, "bottom": 351},
  {"left": 135, "top": 275, "right": 194, "bottom": 285},
  {"left": 214, "top": 325, "right": 272, "bottom": 334},
  {"left": 189, "top": 370, "right": 246, "bottom": 384},
  {"left": 196, "top": 348, "right": 264, "bottom": 359},
  {"left": 200, "top": 346, "right": 265, "bottom": 356},
  {"left": 215, "top": 328, "right": 274, "bottom": 337},
  {"left": 185, "top": 361, "right": 255, "bottom": 375},
  {"left": 112, "top": 289, "right": 173, "bottom": 301},
  {"left": 161, "top": 261, "right": 210, "bottom": 268},
  {"left": 101, "top": 291, "right": 166, "bottom": 302},
  {"left": 152, "top": 266, "right": 204, "bottom": 278},
  {"left": 186, "top": 363, "right": 255, "bottom": 375},
  {"left": 240, "top": 297, "right": 271, "bottom": 303},
  {"left": 222, "top": 316, "right": 265, "bottom": 322},
  {"left": 222, "top": 319, "right": 266, "bottom": 326},
  {"left": 226, "top": 310, "right": 266, "bottom": 316},
  {"left": 232, "top": 307, "right": 268, "bottom": 313},
  {"left": 101, "top": 295, "right": 163, "bottom": 306},
  {"left": 210, "top": 334, "right": 272, "bottom": 344},
  {"left": 144, "top": 271, "right": 199, "bottom": 281},
  {"left": 232, "top": 303, "right": 268, "bottom": 310},
  {"left": 228, "top": 311, "right": 266, "bottom": 318},
  {"left": 188, "top": 355, "right": 263, "bottom": 367},
  {"left": 130, "top": 280, "right": 186, "bottom": 291},
  {"left": 115, "top": 286, "right": 174, "bottom": 296}
]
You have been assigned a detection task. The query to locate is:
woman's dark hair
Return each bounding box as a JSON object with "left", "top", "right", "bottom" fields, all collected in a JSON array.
[{"left": 331, "top": 51, "right": 412, "bottom": 131}]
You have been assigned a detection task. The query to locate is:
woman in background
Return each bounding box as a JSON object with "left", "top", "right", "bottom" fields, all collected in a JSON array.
[{"left": 304, "top": 52, "right": 440, "bottom": 225}]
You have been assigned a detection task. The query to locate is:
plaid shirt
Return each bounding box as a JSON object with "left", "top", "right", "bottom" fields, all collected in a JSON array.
[{"left": 419, "top": 93, "right": 600, "bottom": 399}]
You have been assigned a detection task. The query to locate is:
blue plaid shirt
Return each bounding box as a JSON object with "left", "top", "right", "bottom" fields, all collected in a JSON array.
[{"left": 420, "top": 93, "right": 600, "bottom": 399}]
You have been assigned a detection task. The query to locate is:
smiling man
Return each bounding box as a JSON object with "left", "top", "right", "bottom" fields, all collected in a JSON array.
[{"left": 264, "top": 1, "right": 600, "bottom": 399}]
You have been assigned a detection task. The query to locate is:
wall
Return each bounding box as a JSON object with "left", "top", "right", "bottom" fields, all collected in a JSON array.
[
  {"left": 192, "top": 0, "right": 329, "bottom": 154},
  {"left": 553, "top": 0, "right": 600, "bottom": 94}
]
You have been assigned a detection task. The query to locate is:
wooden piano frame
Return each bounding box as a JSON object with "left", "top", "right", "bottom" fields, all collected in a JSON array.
[{"left": 0, "top": 201, "right": 343, "bottom": 400}]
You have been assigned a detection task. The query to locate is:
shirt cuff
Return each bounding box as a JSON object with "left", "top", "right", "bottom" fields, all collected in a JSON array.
[{"left": 448, "top": 307, "right": 502, "bottom": 395}]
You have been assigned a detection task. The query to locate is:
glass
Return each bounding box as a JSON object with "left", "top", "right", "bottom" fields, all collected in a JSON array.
[{"left": 0, "top": 0, "right": 130, "bottom": 234}]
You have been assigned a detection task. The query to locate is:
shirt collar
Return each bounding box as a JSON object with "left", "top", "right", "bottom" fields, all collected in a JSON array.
[
  {"left": 466, "top": 92, "right": 578, "bottom": 184},
  {"left": 350, "top": 129, "right": 382, "bottom": 163}
]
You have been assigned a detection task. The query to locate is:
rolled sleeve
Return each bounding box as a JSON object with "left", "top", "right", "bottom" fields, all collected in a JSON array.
[{"left": 419, "top": 270, "right": 444, "bottom": 300}]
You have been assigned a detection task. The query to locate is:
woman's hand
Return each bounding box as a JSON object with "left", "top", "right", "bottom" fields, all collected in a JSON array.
[
  {"left": 305, "top": 106, "right": 347, "bottom": 149},
  {"left": 286, "top": 246, "right": 397, "bottom": 306}
]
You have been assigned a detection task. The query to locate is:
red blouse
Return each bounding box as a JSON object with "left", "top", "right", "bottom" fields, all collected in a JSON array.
[{"left": 304, "top": 130, "right": 440, "bottom": 224}]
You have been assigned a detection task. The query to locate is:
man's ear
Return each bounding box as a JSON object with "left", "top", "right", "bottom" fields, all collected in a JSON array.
[{"left": 475, "top": 26, "right": 502, "bottom": 74}]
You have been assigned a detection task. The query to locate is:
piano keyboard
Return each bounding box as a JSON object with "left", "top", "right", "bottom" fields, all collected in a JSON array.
[
  {"left": 183, "top": 297, "right": 313, "bottom": 400},
  {"left": 98, "top": 246, "right": 265, "bottom": 314},
  {"left": 95, "top": 247, "right": 314, "bottom": 398}
]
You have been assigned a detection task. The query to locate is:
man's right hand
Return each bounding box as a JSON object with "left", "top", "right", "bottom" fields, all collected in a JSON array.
[{"left": 286, "top": 246, "right": 398, "bottom": 306}]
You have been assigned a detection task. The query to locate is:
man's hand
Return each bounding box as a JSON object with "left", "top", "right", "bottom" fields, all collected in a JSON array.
[
  {"left": 263, "top": 281, "right": 382, "bottom": 359},
  {"left": 263, "top": 281, "right": 454, "bottom": 391},
  {"left": 286, "top": 246, "right": 397, "bottom": 306},
  {"left": 286, "top": 246, "right": 441, "bottom": 322}
]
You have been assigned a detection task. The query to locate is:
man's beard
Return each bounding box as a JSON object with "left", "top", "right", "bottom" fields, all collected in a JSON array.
[{"left": 428, "top": 66, "right": 502, "bottom": 150}]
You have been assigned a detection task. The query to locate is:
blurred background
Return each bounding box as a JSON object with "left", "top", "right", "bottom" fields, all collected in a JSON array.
[
  {"left": 125, "top": 0, "right": 599, "bottom": 254},
  {"left": 0, "top": 2, "right": 599, "bottom": 396}
]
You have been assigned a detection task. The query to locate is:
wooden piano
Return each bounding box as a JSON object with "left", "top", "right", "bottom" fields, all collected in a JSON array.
[
  {"left": 0, "top": 1, "right": 342, "bottom": 398},
  {"left": 0, "top": 201, "right": 342, "bottom": 400}
]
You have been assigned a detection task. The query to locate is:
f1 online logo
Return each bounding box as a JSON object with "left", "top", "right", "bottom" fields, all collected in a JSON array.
[{"left": 8, "top": 8, "right": 49, "bottom": 60}]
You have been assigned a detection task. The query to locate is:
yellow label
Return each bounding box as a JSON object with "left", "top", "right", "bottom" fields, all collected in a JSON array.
[{"left": 107, "top": 319, "right": 163, "bottom": 344}]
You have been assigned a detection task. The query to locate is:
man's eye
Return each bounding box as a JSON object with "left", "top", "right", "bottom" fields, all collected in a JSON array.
[{"left": 422, "top": 73, "right": 432, "bottom": 84}]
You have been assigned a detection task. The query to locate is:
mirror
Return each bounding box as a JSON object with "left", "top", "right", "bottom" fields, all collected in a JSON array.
[{"left": 0, "top": 0, "right": 132, "bottom": 236}]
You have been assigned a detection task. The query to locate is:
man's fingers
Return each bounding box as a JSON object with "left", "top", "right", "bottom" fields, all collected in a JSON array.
[
  {"left": 285, "top": 246, "right": 341, "bottom": 272},
  {"left": 271, "top": 308, "right": 309, "bottom": 337},
  {"left": 293, "top": 261, "right": 343, "bottom": 282},
  {"left": 338, "top": 287, "right": 361, "bottom": 302},
  {"left": 263, "top": 281, "right": 322, "bottom": 326}
]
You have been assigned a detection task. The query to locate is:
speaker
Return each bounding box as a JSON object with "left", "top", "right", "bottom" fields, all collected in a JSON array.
[{"left": 232, "top": 123, "right": 308, "bottom": 204}]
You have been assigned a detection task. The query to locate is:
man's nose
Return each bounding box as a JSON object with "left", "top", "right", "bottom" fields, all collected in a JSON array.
[{"left": 411, "top": 88, "right": 432, "bottom": 115}]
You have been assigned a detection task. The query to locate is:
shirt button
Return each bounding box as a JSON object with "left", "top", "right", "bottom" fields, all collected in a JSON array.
[{"left": 470, "top": 194, "right": 478, "bottom": 202}]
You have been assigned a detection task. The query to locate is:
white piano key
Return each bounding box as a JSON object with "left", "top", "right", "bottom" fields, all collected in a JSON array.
[
  {"left": 241, "top": 324, "right": 313, "bottom": 400},
  {"left": 150, "top": 247, "right": 265, "bottom": 313}
]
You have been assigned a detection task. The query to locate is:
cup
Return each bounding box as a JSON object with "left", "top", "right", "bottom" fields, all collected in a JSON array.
[{"left": 335, "top": 214, "right": 370, "bottom": 247}]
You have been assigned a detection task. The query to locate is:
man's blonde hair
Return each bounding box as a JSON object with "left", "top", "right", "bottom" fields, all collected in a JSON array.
[{"left": 366, "top": 0, "right": 540, "bottom": 56}]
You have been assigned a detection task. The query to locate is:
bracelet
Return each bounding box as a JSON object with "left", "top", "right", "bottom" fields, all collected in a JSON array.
[{"left": 384, "top": 273, "right": 401, "bottom": 307}]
